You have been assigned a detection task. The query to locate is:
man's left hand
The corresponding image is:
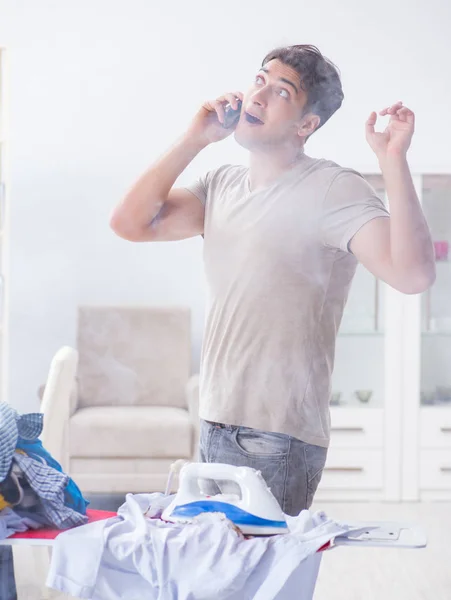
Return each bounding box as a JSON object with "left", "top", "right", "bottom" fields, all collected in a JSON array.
[{"left": 365, "top": 101, "right": 415, "bottom": 161}]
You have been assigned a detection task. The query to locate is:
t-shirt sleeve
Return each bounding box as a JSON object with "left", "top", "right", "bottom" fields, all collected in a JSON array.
[
  {"left": 183, "top": 171, "right": 211, "bottom": 207},
  {"left": 321, "top": 169, "right": 390, "bottom": 253}
]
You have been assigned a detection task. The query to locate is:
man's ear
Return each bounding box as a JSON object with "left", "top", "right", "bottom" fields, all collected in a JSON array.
[{"left": 297, "top": 114, "right": 321, "bottom": 138}]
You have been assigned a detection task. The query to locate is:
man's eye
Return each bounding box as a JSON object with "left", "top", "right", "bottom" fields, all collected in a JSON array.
[
  {"left": 278, "top": 89, "right": 289, "bottom": 99},
  {"left": 255, "top": 75, "right": 264, "bottom": 85}
]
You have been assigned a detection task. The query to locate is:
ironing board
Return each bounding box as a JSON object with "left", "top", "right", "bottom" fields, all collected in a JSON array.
[
  {"left": 0, "top": 509, "right": 426, "bottom": 600},
  {"left": 0, "top": 510, "right": 426, "bottom": 549},
  {"left": 0, "top": 509, "right": 117, "bottom": 546}
]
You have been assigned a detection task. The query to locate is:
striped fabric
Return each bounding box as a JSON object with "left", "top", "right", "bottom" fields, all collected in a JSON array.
[
  {"left": 0, "top": 403, "right": 43, "bottom": 483},
  {"left": 13, "top": 454, "right": 87, "bottom": 530}
]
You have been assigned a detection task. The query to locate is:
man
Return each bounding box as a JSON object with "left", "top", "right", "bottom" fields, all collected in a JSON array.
[{"left": 110, "top": 45, "right": 435, "bottom": 516}]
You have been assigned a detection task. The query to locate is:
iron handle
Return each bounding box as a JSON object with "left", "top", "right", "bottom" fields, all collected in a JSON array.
[
  {"left": 440, "top": 467, "right": 451, "bottom": 473},
  {"left": 440, "top": 427, "right": 451, "bottom": 433}
]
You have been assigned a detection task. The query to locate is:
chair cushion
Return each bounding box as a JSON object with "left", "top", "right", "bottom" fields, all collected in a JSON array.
[{"left": 69, "top": 406, "right": 193, "bottom": 459}]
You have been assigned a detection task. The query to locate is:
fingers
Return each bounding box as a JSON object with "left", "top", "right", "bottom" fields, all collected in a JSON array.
[
  {"left": 212, "top": 100, "right": 226, "bottom": 124},
  {"left": 379, "top": 101, "right": 403, "bottom": 116},
  {"left": 224, "top": 93, "right": 241, "bottom": 110},
  {"left": 397, "top": 106, "right": 415, "bottom": 125},
  {"left": 379, "top": 101, "right": 415, "bottom": 124},
  {"left": 214, "top": 92, "right": 243, "bottom": 123},
  {"left": 231, "top": 91, "right": 244, "bottom": 106},
  {"left": 366, "top": 111, "right": 377, "bottom": 135},
  {"left": 219, "top": 92, "right": 242, "bottom": 110},
  {"left": 209, "top": 92, "right": 243, "bottom": 124}
]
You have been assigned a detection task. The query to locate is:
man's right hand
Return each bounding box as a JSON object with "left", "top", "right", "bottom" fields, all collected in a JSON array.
[
  {"left": 187, "top": 92, "right": 244, "bottom": 146},
  {"left": 111, "top": 92, "right": 244, "bottom": 243}
]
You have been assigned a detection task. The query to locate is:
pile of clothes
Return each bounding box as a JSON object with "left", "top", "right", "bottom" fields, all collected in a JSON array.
[{"left": 0, "top": 402, "right": 89, "bottom": 600}]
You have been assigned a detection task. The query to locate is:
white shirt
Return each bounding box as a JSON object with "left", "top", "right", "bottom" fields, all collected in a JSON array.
[{"left": 46, "top": 492, "right": 361, "bottom": 600}]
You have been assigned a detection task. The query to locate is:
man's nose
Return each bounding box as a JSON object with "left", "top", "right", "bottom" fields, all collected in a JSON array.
[{"left": 251, "top": 89, "right": 267, "bottom": 107}]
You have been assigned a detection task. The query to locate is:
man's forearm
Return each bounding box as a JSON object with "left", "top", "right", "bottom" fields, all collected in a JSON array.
[
  {"left": 111, "top": 133, "right": 207, "bottom": 234},
  {"left": 380, "top": 155, "right": 436, "bottom": 285}
]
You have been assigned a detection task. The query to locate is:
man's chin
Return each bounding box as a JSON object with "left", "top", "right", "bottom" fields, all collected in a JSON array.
[{"left": 233, "top": 129, "right": 263, "bottom": 151}]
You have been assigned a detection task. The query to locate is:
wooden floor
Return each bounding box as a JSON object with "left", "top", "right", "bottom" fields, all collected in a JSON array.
[{"left": 12, "top": 501, "right": 451, "bottom": 599}]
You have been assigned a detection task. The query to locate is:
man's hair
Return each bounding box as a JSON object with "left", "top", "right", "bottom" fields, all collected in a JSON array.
[{"left": 262, "top": 44, "right": 344, "bottom": 138}]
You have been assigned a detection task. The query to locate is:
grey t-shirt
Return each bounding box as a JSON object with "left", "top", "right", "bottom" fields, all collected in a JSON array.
[{"left": 186, "top": 154, "right": 389, "bottom": 447}]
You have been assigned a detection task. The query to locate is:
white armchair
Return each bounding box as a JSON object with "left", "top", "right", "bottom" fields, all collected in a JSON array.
[
  {"left": 40, "top": 345, "right": 79, "bottom": 472},
  {"left": 40, "top": 306, "right": 200, "bottom": 495}
]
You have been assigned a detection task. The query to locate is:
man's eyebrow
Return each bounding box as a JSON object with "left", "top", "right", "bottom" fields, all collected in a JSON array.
[{"left": 260, "top": 66, "right": 300, "bottom": 94}]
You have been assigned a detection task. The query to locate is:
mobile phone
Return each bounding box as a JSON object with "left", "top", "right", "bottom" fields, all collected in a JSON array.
[{"left": 222, "top": 99, "right": 242, "bottom": 129}]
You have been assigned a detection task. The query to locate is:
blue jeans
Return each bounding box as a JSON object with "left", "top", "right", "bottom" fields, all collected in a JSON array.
[{"left": 199, "top": 420, "right": 328, "bottom": 516}]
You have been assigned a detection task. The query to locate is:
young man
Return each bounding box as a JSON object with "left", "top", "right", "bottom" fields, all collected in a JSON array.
[{"left": 110, "top": 45, "right": 435, "bottom": 516}]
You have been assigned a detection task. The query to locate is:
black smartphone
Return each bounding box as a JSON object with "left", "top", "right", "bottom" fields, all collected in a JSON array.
[{"left": 222, "top": 99, "right": 242, "bottom": 129}]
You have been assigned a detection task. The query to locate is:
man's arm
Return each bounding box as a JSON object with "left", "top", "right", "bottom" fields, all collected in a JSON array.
[
  {"left": 110, "top": 91, "right": 243, "bottom": 242},
  {"left": 110, "top": 136, "right": 207, "bottom": 242},
  {"left": 350, "top": 102, "right": 435, "bottom": 294}
]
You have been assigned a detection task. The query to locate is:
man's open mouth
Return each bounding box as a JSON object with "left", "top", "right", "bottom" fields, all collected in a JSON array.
[{"left": 245, "top": 112, "right": 264, "bottom": 125}]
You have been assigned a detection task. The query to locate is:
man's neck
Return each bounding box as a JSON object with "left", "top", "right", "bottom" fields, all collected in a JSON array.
[{"left": 248, "top": 146, "right": 306, "bottom": 192}]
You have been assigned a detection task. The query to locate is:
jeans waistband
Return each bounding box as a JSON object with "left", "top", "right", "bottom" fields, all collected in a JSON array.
[{"left": 205, "top": 420, "right": 235, "bottom": 431}]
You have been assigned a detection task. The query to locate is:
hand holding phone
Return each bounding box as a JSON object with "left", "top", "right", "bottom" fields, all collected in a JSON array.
[
  {"left": 187, "top": 92, "right": 244, "bottom": 145},
  {"left": 222, "top": 99, "right": 243, "bottom": 129}
]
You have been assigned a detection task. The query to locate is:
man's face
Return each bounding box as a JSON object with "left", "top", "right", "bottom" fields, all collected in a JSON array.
[{"left": 234, "top": 59, "right": 311, "bottom": 151}]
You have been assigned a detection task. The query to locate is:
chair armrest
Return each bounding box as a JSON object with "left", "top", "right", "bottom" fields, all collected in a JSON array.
[
  {"left": 185, "top": 374, "right": 200, "bottom": 459},
  {"left": 40, "top": 346, "right": 79, "bottom": 471}
]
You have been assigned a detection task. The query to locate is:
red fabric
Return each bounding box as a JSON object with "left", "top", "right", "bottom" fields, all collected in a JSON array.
[
  {"left": 8, "top": 508, "right": 117, "bottom": 540},
  {"left": 318, "top": 541, "right": 332, "bottom": 552}
]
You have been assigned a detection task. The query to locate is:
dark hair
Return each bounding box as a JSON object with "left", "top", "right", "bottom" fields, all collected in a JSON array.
[{"left": 262, "top": 44, "right": 344, "bottom": 137}]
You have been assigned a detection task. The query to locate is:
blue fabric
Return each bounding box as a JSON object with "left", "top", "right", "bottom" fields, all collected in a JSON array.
[{"left": 16, "top": 439, "right": 89, "bottom": 515}]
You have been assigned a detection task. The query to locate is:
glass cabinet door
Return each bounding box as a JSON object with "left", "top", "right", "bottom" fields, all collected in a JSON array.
[
  {"left": 421, "top": 175, "right": 451, "bottom": 407},
  {"left": 331, "top": 174, "right": 386, "bottom": 409}
]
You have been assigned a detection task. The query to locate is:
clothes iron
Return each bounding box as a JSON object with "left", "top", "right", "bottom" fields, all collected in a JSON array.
[{"left": 161, "top": 462, "right": 289, "bottom": 536}]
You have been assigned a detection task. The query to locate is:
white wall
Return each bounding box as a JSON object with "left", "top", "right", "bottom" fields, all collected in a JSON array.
[{"left": 0, "top": 0, "right": 450, "bottom": 411}]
